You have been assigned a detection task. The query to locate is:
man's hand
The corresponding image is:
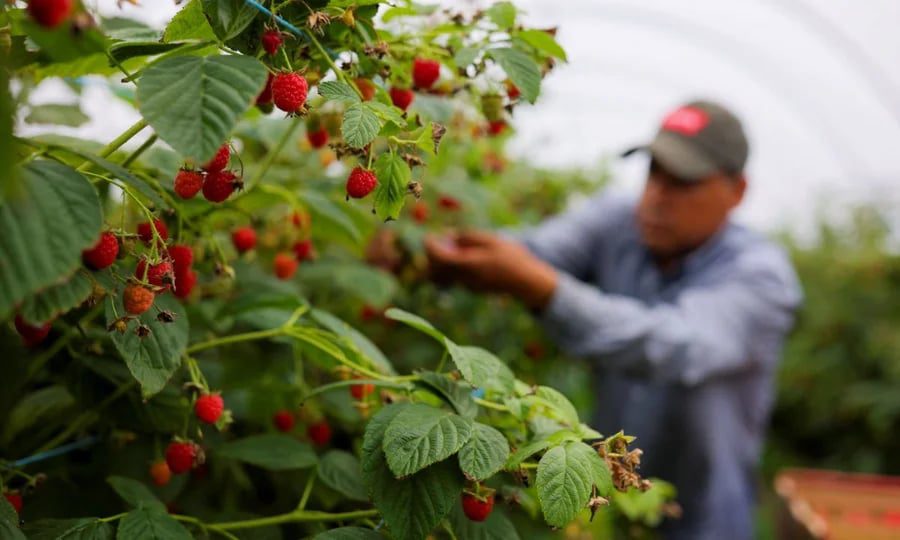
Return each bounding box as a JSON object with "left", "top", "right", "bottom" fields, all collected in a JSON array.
[{"left": 423, "top": 231, "right": 558, "bottom": 310}]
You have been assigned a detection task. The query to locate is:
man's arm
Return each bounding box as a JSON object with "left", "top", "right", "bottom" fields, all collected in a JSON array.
[{"left": 541, "top": 250, "right": 801, "bottom": 386}]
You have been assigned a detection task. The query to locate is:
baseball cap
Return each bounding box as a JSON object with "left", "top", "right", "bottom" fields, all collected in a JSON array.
[{"left": 623, "top": 100, "right": 749, "bottom": 182}]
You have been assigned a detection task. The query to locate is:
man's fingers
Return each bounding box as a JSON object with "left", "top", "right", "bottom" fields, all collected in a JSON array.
[{"left": 455, "top": 230, "right": 499, "bottom": 248}]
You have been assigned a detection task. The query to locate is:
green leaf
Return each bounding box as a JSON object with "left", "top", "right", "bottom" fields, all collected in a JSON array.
[
  {"left": 164, "top": 0, "right": 217, "bottom": 42},
  {"left": 342, "top": 102, "right": 382, "bottom": 149},
  {"left": 218, "top": 434, "right": 317, "bottom": 470},
  {"left": 105, "top": 293, "right": 189, "bottom": 399},
  {"left": 309, "top": 309, "right": 396, "bottom": 375},
  {"left": 20, "top": 19, "right": 107, "bottom": 63},
  {"left": 373, "top": 152, "right": 410, "bottom": 222},
  {"left": 383, "top": 403, "right": 473, "bottom": 477},
  {"left": 0, "top": 161, "right": 102, "bottom": 319},
  {"left": 109, "top": 41, "right": 185, "bottom": 63},
  {"left": 459, "top": 423, "right": 509, "bottom": 481},
  {"left": 417, "top": 372, "right": 477, "bottom": 419},
  {"left": 488, "top": 47, "right": 541, "bottom": 103},
  {"left": 453, "top": 47, "right": 480, "bottom": 69},
  {"left": 536, "top": 442, "right": 599, "bottom": 527},
  {"left": 318, "top": 450, "right": 368, "bottom": 501},
  {"left": 116, "top": 506, "right": 191, "bottom": 540},
  {"left": 314, "top": 528, "right": 385, "bottom": 540},
  {"left": 366, "top": 101, "right": 405, "bottom": 126},
  {"left": 362, "top": 403, "right": 411, "bottom": 479},
  {"left": 318, "top": 80, "right": 361, "bottom": 104},
  {"left": 528, "top": 386, "right": 580, "bottom": 427},
  {"left": 201, "top": 0, "right": 259, "bottom": 41},
  {"left": 19, "top": 270, "right": 93, "bottom": 325},
  {"left": 368, "top": 456, "right": 462, "bottom": 540},
  {"left": 589, "top": 450, "right": 613, "bottom": 497},
  {"left": 506, "top": 438, "right": 551, "bottom": 469},
  {"left": 515, "top": 30, "right": 567, "bottom": 61},
  {"left": 383, "top": 308, "right": 446, "bottom": 342},
  {"left": 448, "top": 505, "right": 520, "bottom": 540},
  {"left": 414, "top": 122, "right": 436, "bottom": 156},
  {"left": 485, "top": 2, "right": 517, "bottom": 28},
  {"left": 25, "top": 104, "right": 89, "bottom": 127},
  {"left": 1, "top": 386, "right": 74, "bottom": 445},
  {"left": 297, "top": 190, "right": 362, "bottom": 243},
  {"left": 107, "top": 476, "right": 165, "bottom": 511},
  {"left": 136, "top": 55, "right": 268, "bottom": 163},
  {"left": 444, "top": 342, "right": 515, "bottom": 393},
  {"left": 24, "top": 518, "right": 113, "bottom": 540}
]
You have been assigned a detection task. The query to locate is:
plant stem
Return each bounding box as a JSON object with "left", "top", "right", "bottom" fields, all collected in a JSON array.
[
  {"left": 296, "top": 468, "right": 316, "bottom": 511},
  {"left": 121, "top": 134, "right": 157, "bottom": 168},
  {"left": 244, "top": 115, "right": 304, "bottom": 193},
  {"left": 75, "top": 119, "right": 148, "bottom": 171},
  {"left": 301, "top": 378, "right": 412, "bottom": 402},
  {"left": 435, "top": 349, "right": 448, "bottom": 373},
  {"left": 186, "top": 327, "right": 284, "bottom": 354},
  {"left": 98, "top": 512, "right": 128, "bottom": 523},
  {"left": 306, "top": 32, "right": 363, "bottom": 99},
  {"left": 473, "top": 397, "right": 510, "bottom": 412},
  {"left": 212, "top": 509, "right": 379, "bottom": 530}
]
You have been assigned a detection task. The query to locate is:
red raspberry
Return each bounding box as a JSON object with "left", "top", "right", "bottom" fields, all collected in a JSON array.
[
  {"left": 165, "top": 441, "right": 199, "bottom": 475},
  {"left": 273, "top": 410, "right": 295, "bottom": 432},
  {"left": 411, "top": 201, "right": 429, "bottom": 223},
  {"left": 3, "top": 492, "right": 22, "bottom": 514},
  {"left": 461, "top": 492, "right": 495, "bottom": 522},
  {"left": 137, "top": 219, "right": 168, "bottom": 245},
  {"left": 174, "top": 169, "right": 203, "bottom": 199},
  {"left": 135, "top": 259, "right": 175, "bottom": 290},
  {"left": 204, "top": 144, "right": 230, "bottom": 173},
  {"left": 202, "top": 170, "right": 241, "bottom": 203},
  {"left": 350, "top": 379, "right": 375, "bottom": 400},
  {"left": 273, "top": 252, "right": 298, "bottom": 280},
  {"left": 345, "top": 167, "right": 377, "bottom": 199},
  {"left": 272, "top": 72, "right": 308, "bottom": 113},
  {"left": 194, "top": 393, "right": 224, "bottom": 424},
  {"left": 27, "top": 0, "right": 73, "bottom": 29},
  {"left": 123, "top": 284, "right": 155, "bottom": 315},
  {"left": 149, "top": 460, "right": 171, "bottom": 487},
  {"left": 354, "top": 78, "right": 376, "bottom": 101},
  {"left": 173, "top": 268, "right": 196, "bottom": 299},
  {"left": 261, "top": 28, "right": 283, "bottom": 55},
  {"left": 505, "top": 80, "right": 520, "bottom": 100},
  {"left": 292, "top": 239, "right": 313, "bottom": 261},
  {"left": 257, "top": 73, "right": 274, "bottom": 105},
  {"left": 82, "top": 231, "right": 119, "bottom": 270},
  {"left": 14, "top": 315, "right": 51, "bottom": 347},
  {"left": 307, "top": 127, "right": 329, "bottom": 149},
  {"left": 389, "top": 87, "right": 414, "bottom": 111},
  {"left": 438, "top": 195, "right": 461, "bottom": 211},
  {"left": 168, "top": 244, "right": 194, "bottom": 273},
  {"left": 487, "top": 120, "right": 507, "bottom": 137},
  {"left": 412, "top": 58, "right": 440, "bottom": 89},
  {"left": 231, "top": 227, "right": 257, "bottom": 253},
  {"left": 307, "top": 421, "right": 332, "bottom": 446}
]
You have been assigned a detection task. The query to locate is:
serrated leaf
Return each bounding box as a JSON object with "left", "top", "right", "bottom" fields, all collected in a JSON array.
[
  {"left": 448, "top": 504, "right": 520, "bottom": 540},
  {"left": 373, "top": 152, "right": 410, "bottom": 221},
  {"left": 105, "top": 294, "right": 189, "bottom": 398},
  {"left": 458, "top": 423, "right": 509, "bottom": 481},
  {"left": 218, "top": 434, "right": 317, "bottom": 470},
  {"left": 342, "top": 102, "right": 381, "bottom": 148},
  {"left": 589, "top": 451, "right": 613, "bottom": 497},
  {"left": 25, "top": 104, "right": 89, "bottom": 127},
  {"left": 489, "top": 47, "right": 541, "bottom": 103},
  {"left": 366, "top": 101, "right": 404, "bottom": 126},
  {"left": 23, "top": 518, "right": 113, "bottom": 540},
  {"left": 383, "top": 308, "right": 446, "bottom": 342},
  {"left": 314, "top": 528, "right": 385, "bottom": 540},
  {"left": 529, "top": 386, "right": 580, "bottom": 427},
  {"left": 383, "top": 403, "right": 473, "bottom": 477},
  {"left": 415, "top": 123, "right": 435, "bottom": 156},
  {"left": 417, "top": 372, "right": 478, "bottom": 419},
  {"left": 201, "top": 0, "right": 259, "bottom": 41},
  {"left": 536, "top": 442, "right": 599, "bottom": 527},
  {"left": 20, "top": 19, "right": 107, "bottom": 63},
  {"left": 485, "top": 2, "right": 517, "bottom": 28},
  {"left": 318, "top": 80, "right": 361, "bottom": 104},
  {"left": 310, "top": 309, "right": 396, "bottom": 375},
  {"left": 362, "top": 403, "right": 411, "bottom": 481},
  {"left": 19, "top": 270, "right": 93, "bottom": 325},
  {"left": 54, "top": 145, "right": 167, "bottom": 209},
  {"left": 318, "top": 450, "right": 368, "bottom": 501},
  {"left": 136, "top": 55, "right": 267, "bottom": 163},
  {"left": 507, "top": 438, "right": 551, "bottom": 469},
  {"left": 164, "top": 0, "right": 217, "bottom": 42},
  {"left": 116, "top": 506, "right": 191, "bottom": 540},
  {"left": 0, "top": 161, "right": 102, "bottom": 319},
  {"left": 515, "top": 29, "right": 567, "bottom": 61},
  {"left": 444, "top": 342, "right": 515, "bottom": 393},
  {"left": 107, "top": 476, "right": 165, "bottom": 511},
  {"left": 368, "top": 454, "right": 462, "bottom": 540}
]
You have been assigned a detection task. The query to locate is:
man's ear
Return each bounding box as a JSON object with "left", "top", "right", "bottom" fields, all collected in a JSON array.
[{"left": 730, "top": 174, "right": 747, "bottom": 208}]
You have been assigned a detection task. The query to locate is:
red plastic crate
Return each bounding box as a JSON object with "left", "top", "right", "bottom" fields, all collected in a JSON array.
[{"left": 774, "top": 468, "right": 900, "bottom": 539}]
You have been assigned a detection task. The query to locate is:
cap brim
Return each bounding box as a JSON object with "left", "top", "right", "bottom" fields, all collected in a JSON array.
[{"left": 622, "top": 133, "right": 720, "bottom": 183}]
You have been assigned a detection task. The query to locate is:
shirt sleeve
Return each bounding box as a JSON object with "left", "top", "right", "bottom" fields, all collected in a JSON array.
[{"left": 540, "top": 247, "right": 802, "bottom": 386}]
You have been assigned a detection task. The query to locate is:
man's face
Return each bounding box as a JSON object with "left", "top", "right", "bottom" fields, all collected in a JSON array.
[{"left": 636, "top": 159, "right": 746, "bottom": 257}]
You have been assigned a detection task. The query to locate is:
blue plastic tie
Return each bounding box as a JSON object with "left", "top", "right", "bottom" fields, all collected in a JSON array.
[
  {"left": 8, "top": 436, "right": 98, "bottom": 468},
  {"left": 242, "top": 0, "right": 339, "bottom": 60}
]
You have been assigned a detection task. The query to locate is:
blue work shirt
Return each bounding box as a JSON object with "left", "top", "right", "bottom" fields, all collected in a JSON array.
[{"left": 519, "top": 191, "right": 802, "bottom": 540}]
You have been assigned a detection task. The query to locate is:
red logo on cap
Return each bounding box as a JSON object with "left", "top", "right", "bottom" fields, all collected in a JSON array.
[{"left": 662, "top": 106, "right": 709, "bottom": 136}]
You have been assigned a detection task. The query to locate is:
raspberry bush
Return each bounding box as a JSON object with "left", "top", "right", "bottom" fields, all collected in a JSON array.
[{"left": 0, "top": 1, "right": 671, "bottom": 538}]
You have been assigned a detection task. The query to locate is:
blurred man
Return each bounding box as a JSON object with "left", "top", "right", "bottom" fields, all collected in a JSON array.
[{"left": 425, "top": 101, "right": 802, "bottom": 540}]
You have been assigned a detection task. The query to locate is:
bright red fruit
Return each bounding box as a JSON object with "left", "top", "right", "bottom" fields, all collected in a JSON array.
[
  {"left": 346, "top": 167, "right": 377, "bottom": 199},
  {"left": 173, "top": 268, "right": 197, "bottom": 299},
  {"left": 354, "top": 78, "right": 376, "bottom": 101},
  {"left": 412, "top": 58, "right": 440, "bottom": 89},
  {"left": 350, "top": 379, "right": 375, "bottom": 400},
  {"left": 123, "top": 284, "right": 155, "bottom": 315},
  {"left": 3, "top": 492, "right": 22, "bottom": 514},
  {"left": 462, "top": 492, "right": 495, "bottom": 522},
  {"left": 149, "top": 461, "right": 171, "bottom": 487},
  {"left": 137, "top": 219, "right": 168, "bottom": 245},
  {"left": 487, "top": 120, "right": 507, "bottom": 136},
  {"left": 165, "top": 441, "right": 199, "bottom": 474},
  {"left": 292, "top": 239, "right": 313, "bottom": 261},
  {"left": 438, "top": 195, "right": 462, "bottom": 211},
  {"left": 168, "top": 244, "right": 194, "bottom": 273},
  {"left": 14, "top": 315, "right": 51, "bottom": 347},
  {"left": 82, "top": 231, "right": 119, "bottom": 270},
  {"left": 135, "top": 259, "right": 174, "bottom": 290},
  {"left": 274, "top": 252, "right": 298, "bottom": 280},
  {"left": 307, "top": 127, "right": 329, "bottom": 149},
  {"left": 202, "top": 170, "right": 240, "bottom": 203},
  {"left": 389, "top": 87, "right": 414, "bottom": 111},
  {"left": 261, "top": 28, "right": 284, "bottom": 55},
  {"left": 272, "top": 72, "right": 308, "bottom": 113},
  {"left": 307, "top": 421, "right": 332, "bottom": 446},
  {"left": 204, "top": 144, "right": 230, "bottom": 173},
  {"left": 273, "top": 410, "right": 295, "bottom": 432},
  {"left": 194, "top": 393, "right": 224, "bottom": 424},
  {"left": 27, "top": 0, "right": 73, "bottom": 28},
  {"left": 412, "top": 201, "right": 429, "bottom": 223},
  {"left": 231, "top": 227, "right": 257, "bottom": 253},
  {"left": 174, "top": 169, "right": 204, "bottom": 199}
]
